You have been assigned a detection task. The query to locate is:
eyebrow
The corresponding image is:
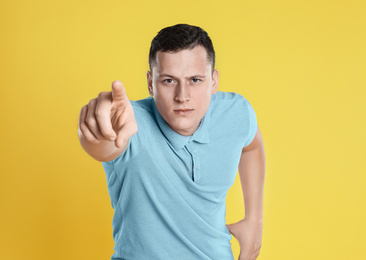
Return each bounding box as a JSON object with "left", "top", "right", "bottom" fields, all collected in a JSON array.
[{"left": 158, "top": 73, "right": 206, "bottom": 79}]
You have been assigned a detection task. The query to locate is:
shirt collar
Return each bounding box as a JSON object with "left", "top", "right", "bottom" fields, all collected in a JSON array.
[{"left": 151, "top": 97, "right": 211, "bottom": 151}]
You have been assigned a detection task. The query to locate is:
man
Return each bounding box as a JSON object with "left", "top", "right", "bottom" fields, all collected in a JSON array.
[{"left": 78, "top": 24, "right": 265, "bottom": 260}]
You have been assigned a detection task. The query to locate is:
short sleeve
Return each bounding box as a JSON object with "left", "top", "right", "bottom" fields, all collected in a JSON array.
[{"left": 243, "top": 98, "right": 258, "bottom": 148}]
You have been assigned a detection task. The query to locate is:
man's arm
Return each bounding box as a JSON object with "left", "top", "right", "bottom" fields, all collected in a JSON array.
[
  {"left": 226, "top": 126, "right": 265, "bottom": 260},
  {"left": 240, "top": 126, "right": 265, "bottom": 220}
]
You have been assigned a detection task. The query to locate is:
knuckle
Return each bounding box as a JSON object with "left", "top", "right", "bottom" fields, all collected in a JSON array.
[
  {"left": 80, "top": 123, "right": 91, "bottom": 135},
  {"left": 80, "top": 126, "right": 98, "bottom": 143},
  {"left": 94, "top": 109, "right": 101, "bottom": 119},
  {"left": 80, "top": 105, "right": 88, "bottom": 117},
  {"left": 97, "top": 91, "right": 108, "bottom": 99},
  {"left": 94, "top": 108, "right": 105, "bottom": 120},
  {"left": 85, "top": 116, "right": 96, "bottom": 127},
  {"left": 88, "top": 98, "right": 96, "bottom": 106},
  {"left": 79, "top": 123, "right": 87, "bottom": 132}
]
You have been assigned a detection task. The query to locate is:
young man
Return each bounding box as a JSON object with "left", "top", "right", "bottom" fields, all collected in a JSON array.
[{"left": 78, "top": 24, "right": 265, "bottom": 260}]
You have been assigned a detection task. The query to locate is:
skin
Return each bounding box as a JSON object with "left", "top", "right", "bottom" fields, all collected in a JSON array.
[
  {"left": 227, "top": 127, "right": 265, "bottom": 260},
  {"left": 78, "top": 45, "right": 265, "bottom": 260},
  {"left": 78, "top": 80, "right": 137, "bottom": 161},
  {"left": 147, "top": 45, "right": 218, "bottom": 136}
]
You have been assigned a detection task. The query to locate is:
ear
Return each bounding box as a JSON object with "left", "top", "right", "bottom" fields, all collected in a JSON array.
[
  {"left": 147, "top": 71, "right": 154, "bottom": 96},
  {"left": 211, "top": 69, "right": 219, "bottom": 94}
]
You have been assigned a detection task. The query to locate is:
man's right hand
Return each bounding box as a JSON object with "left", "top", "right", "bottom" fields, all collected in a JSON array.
[{"left": 78, "top": 80, "right": 138, "bottom": 161}]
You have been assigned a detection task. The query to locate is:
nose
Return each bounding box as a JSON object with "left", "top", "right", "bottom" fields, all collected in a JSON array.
[{"left": 174, "top": 83, "right": 190, "bottom": 103}]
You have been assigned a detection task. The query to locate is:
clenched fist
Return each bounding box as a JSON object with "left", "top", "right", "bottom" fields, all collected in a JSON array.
[{"left": 78, "top": 80, "right": 137, "bottom": 161}]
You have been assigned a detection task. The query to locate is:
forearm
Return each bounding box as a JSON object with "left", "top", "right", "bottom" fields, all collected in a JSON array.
[
  {"left": 227, "top": 137, "right": 265, "bottom": 259},
  {"left": 239, "top": 143, "right": 266, "bottom": 221}
]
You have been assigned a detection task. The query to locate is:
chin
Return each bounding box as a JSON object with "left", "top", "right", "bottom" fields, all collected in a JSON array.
[{"left": 170, "top": 121, "right": 199, "bottom": 135}]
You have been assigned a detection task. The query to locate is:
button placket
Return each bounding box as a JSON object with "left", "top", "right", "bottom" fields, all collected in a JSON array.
[{"left": 185, "top": 142, "right": 200, "bottom": 183}]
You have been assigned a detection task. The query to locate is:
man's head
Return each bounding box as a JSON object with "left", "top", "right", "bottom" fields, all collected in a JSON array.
[
  {"left": 147, "top": 24, "right": 219, "bottom": 136},
  {"left": 149, "top": 24, "right": 215, "bottom": 73}
]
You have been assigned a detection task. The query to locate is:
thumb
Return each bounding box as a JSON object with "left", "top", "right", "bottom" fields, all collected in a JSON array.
[{"left": 111, "top": 80, "right": 127, "bottom": 102}]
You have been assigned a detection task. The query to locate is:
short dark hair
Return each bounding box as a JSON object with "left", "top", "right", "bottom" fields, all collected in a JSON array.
[{"left": 149, "top": 24, "right": 215, "bottom": 72}]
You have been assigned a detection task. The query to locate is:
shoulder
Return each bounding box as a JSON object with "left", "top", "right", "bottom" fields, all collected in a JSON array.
[
  {"left": 131, "top": 96, "right": 153, "bottom": 113},
  {"left": 210, "top": 91, "right": 253, "bottom": 116},
  {"left": 211, "top": 91, "right": 246, "bottom": 102},
  {"left": 209, "top": 91, "right": 258, "bottom": 147}
]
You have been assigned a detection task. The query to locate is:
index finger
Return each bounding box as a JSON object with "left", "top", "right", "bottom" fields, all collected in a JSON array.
[{"left": 111, "top": 80, "right": 127, "bottom": 102}]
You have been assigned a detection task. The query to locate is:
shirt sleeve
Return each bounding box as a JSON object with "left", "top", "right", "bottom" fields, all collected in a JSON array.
[{"left": 243, "top": 98, "right": 258, "bottom": 148}]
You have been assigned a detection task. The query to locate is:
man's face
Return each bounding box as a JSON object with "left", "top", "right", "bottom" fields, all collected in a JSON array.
[{"left": 147, "top": 45, "right": 219, "bottom": 136}]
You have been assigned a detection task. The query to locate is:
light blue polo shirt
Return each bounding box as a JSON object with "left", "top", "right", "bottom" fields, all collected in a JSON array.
[{"left": 101, "top": 91, "right": 258, "bottom": 260}]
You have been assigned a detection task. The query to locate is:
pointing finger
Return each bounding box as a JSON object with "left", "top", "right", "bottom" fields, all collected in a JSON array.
[{"left": 111, "top": 80, "right": 127, "bottom": 102}]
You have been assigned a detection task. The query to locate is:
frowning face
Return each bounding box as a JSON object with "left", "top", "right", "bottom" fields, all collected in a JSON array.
[{"left": 147, "top": 45, "right": 219, "bottom": 136}]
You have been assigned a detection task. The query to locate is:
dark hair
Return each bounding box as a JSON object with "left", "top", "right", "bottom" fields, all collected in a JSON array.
[{"left": 149, "top": 24, "right": 215, "bottom": 72}]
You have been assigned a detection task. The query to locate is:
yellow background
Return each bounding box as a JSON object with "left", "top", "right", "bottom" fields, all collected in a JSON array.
[{"left": 1, "top": 0, "right": 365, "bottom": 259}]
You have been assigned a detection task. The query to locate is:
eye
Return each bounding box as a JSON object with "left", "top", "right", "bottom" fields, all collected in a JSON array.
[
  {"left": 163, "top": 79, "right": 174, "bottom": 84},
  {"left": 191, "top": 78, "right": 201, "bottom": 83}
]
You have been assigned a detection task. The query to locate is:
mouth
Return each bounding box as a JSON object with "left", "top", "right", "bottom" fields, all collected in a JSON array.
[{"left": 173, "top": 109, "right": 194, "bottom": 116}]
